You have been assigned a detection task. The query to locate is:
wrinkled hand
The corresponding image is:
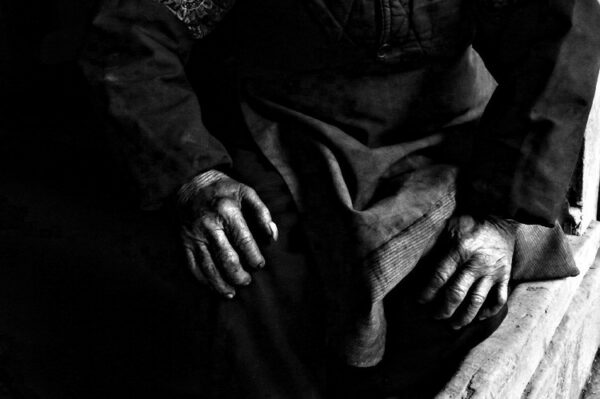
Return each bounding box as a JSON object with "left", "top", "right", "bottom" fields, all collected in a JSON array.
[
  {"left": 177, "top": 170, "right": 278, "bottom": 298},
  {"left": 418, "top": 215, "right": 517, "bottom": 329}
]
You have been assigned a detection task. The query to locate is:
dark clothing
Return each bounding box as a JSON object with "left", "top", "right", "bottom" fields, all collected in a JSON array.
[
  {"left": 212, "top": 147, "right": 509, "bottom": 399},
  {"left": 83, "top": 0, "right": 600, "bottom": 224},
  {"left": 0, "top": 142, "right": 504, "bottom": 399},
  {"left": 78, "top": 0, "right": 599, "bottom": 395},
  {"left": 81, "top": 0, "right": 595, "bottom": 367}
]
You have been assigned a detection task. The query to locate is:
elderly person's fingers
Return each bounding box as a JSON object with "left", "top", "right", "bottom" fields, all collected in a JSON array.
[
  {"left": 420, "top": 214, "right": 515, "bottom": 328},
  {"left": 241, "top": 186, "right": 278, "bottom": 241},
  {"left": 478, "top": 279, "right": 509, "bottom": 320},
  {"left": 182, "top": 228, "right": 208, "bottom": 284},
  {"left": 185, "top": 246, "right": 207, "bottom": 284},
  {"left": 432, "top": 267, "right": 478, "bottom": 320},
  {"left": 202, "top": 217, "right": 252, "bottom": 286},
  {"left": 217, "top": 198, "right": 266, "bottom": 269},
  {"left": 418, "top": 250, "right": 460, "bottom": 304},
  {"left": 449, "top": 277, "right": 494, "bottom": 330},
  {"left": 197, "top": 241, "right": 237, "bottom": 298},
  {"left": 177, "top": 170, "right": 277, "bottom": 296},
  {"left": 182, "top": 232, "right": 236, "bottom": 298}
]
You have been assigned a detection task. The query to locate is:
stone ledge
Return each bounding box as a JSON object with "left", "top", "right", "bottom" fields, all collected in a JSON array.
[
  {"left": 437, "top": 221, "right": 600, "bottom": 399},
  {"left": 523, "top": 250, "right": 600, "bottom": 398}
]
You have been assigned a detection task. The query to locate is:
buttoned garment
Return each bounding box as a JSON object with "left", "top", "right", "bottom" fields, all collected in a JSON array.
[{"left": 82, "top": 0, "right": 599, "bottom": 380}]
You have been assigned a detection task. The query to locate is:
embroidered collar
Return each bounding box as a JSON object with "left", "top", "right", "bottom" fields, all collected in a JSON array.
[{"left": 156, "top": 0, "right": 235, "bottom": 39}]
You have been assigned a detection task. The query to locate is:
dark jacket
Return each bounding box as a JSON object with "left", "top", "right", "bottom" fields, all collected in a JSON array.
[
  {"left": 81, "top": 0, "right": 600, "bottom": 225},
  {"left": 81, "top": 0, "right": 600, "bottom": 366}
]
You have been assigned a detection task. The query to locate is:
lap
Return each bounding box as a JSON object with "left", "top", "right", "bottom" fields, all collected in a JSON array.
[
  {"left": 0, "top": 144, "right": 505, "bottom": 399},
  {"left": 217, "top": 145, "right": 507, "bottom": 398}
]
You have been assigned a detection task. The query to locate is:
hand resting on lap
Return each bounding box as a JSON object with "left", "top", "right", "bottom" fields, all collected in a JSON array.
[
  {"left": 176, "top": 170, "right": 278, "bottom": 298},
  {"left": 419, "top": 215, "right": 517, "bottom": 330}
]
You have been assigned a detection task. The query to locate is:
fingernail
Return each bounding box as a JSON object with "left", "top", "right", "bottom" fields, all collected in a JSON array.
[
  {"left": 450, "top": 324, "right": 462, "bottom": 330},
  {"left": 257, "top": 260, "right": 266, "bottom": 269},
  {"left": 226, "top": 292, "right": 235, "bottom": 299},
  {"left": 242, "top": 276, "right": 252, "bottom": 286},
  {"left": 269, "top": 222, "right": 279, "bottom": 241}
]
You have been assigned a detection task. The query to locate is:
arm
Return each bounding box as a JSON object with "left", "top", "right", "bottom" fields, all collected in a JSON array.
[
  {"left": 81, "top": 0, "right": 277, "bottom": 297},
  {"left": 464, "top": 0, "right": 600, "bottom": 226},
  {"left": 420, "top": 0, "right": 600, "bottom": 328},
  {"left": 80, "top": 0, "right": 232, "bottom": 210}
]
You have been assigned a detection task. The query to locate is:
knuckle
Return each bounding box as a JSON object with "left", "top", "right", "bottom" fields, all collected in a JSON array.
[
  {"left": 216, "top": 198, "right": 237, "bottom": 215},
  {"left": 181, "top": 225, "right": 200, "bottom": 241},
  {"left": 192, "top": 234, "right": 210, "bottom": 246},
  {"left": 222, "top": 252, "right": 240, "bottom": 267},
  {"left": 184, "top": 234, "right": 208, "bottom": 249},
  {"left": 432, "top": 270, "right": 450, "bottom": 285},
  {"left": 243, "top": 186, "right": 258, "bottom": 198},
  {"left": 199, "top": 215, "right": 216, "bottom": 230},
  {"left": 230, "top": 273, "right": 250, "bottom": 285},
  {"left": 237, "top": 234, "right": 256, "bottom": 248},
  {"left": 448, "top": 251, "right": 462, "bottom": 264},
  {"left": 466, "top": 255, "right": 486, "bottom": 271},
  {"left": 470, "top": 293, "right": 486, "bottom": 307},
  {"left": 201, "top": 264, "right": 218, "bottom": 279},
  {"left": 446, "top": 286, "right": 466, "bottom": 303},
  {"left": 181, "top": 236, "right": 194, "bottom": 248}
]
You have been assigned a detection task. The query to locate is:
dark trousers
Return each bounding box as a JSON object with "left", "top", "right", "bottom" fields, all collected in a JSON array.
[{"left": 0, "top": 142, "right": 505, "bottom": 399}]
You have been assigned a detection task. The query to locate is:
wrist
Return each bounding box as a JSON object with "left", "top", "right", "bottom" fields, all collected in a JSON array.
[
  {"left": 189, "top": 169, "right": 228, "bottom": 187},
  {"left": 177, "top": 169, "right": 229, "bottom": 204},
  {"left": 483, "top": 215, "right": 519, "bottom": 236},
  {"left": 447, "top": 213, "right": 518, "bottom": 241}
]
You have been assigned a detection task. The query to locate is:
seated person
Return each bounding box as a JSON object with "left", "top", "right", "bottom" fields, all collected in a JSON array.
[{"left": 80, "top": 0, "right": 600, "bottom": 397}]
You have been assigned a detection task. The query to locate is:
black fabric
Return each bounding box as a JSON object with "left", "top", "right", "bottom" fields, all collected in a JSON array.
[
  {"left": 80, "top": 0, "right": 232, "bottom": 210},
  {"left": 1, "top": 140, "right": 505, "bottom": 399},
  {"left": 466, "top": 0, "right": 600, "bottom": 224},
  {"left": 81, "top": 0, "right": 600, "bottom": 226},
  {"left": 78, "top": 0, "right": 594, "bottom": 371},
  {"left": 241, "top": 92, "right": 579, "bottom": 365},
  {"left": 1, "top": 0, "right": 590, "bottom": 397},
  {"left": 511, "top": 223, "right": 578, "bottom": 281},
  {"left": 69, "top": 0, "right": 596, "bottom": 394},
  {"left": 224, "top": 0, "right": 600, "bottom": 226}
]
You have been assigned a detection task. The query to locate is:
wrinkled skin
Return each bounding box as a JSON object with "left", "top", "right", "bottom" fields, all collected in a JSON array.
[
  {"left": 177, "top": 170, "right": 278, "bottom": 298},
  {"left": 419, "top": 215, "right": 517, "bottom": 329},
  {"left": 178, "top": 170, "right": 516, "bottom": 330}
]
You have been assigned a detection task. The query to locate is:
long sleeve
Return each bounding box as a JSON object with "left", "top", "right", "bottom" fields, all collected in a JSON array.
[
  {"left": 80, "top": 0, "right": 232, "bottom": 210},
  {"left": 463, "top": 0, "right": 600, "bottom": 226}
]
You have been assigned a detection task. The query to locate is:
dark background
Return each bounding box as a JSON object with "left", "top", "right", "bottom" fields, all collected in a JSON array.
[
  {"left": 0, "top": 1, "right": 116, "bottom": 201},
  {"left": 1, "top": 0, "right": 98, "bottom": 154},
  {"left": 0, "top": 3, "right": 203, "bottom": 398}
]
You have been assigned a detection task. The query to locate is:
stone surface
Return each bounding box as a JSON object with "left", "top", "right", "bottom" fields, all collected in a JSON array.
[
  {"left": 437, "top": 221, "right": 600, "bottom": 399},
  {"left": 523, "top": 253, "right": 600, "bottom": 399}
]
